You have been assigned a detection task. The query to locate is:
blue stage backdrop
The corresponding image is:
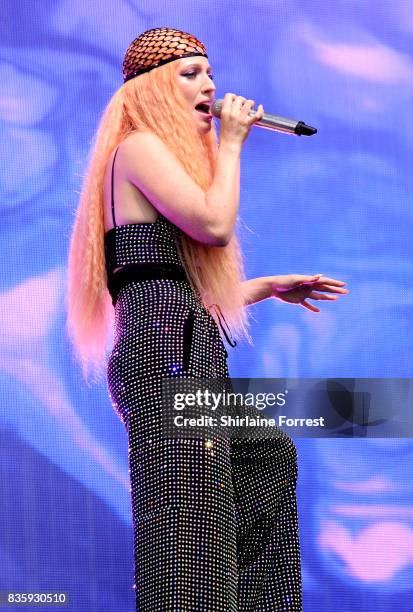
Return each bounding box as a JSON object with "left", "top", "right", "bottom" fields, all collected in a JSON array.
[{"left": 1, "top": 1, "right": 412, "bottom": 611}]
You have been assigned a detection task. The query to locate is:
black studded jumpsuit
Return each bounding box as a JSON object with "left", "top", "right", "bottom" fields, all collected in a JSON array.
[{"left": 105, "top": 146, "right": 303, "bottom": 611}]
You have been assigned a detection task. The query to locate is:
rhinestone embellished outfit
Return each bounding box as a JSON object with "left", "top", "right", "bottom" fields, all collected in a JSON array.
[{"left": 104, "top": 144, "right": 302, "bottom": 610}]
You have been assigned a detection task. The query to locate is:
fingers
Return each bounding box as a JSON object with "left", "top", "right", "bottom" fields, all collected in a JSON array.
[
  {"left": 297, "top": 275, "right": 349, "bottom": 294},
  {"left": 241, "top": 99, "right": 255, "bottom": 116},
  {"left": 241, "top": 100, "right": 264, "bottom": 123},
  {"left": 297, "top": 275, "right": 346, "bottom": 286},
  {"left": 223, "top": 94, "right": 264, "bottom": 120},
  {"left": 221, "top": 94, "right": 250, "bottom": 123},
  {"left": 225, "top": 94, "right": 248, "bottom": 112},
  {"left": 313, "top": 284, "right": 349, "bottom": 294},
  {"left": 313, "top": 276, "right": 347, "bottom": 286},
  {"left": 232, "top": 95, "right": 247, "bottom": 111},
  {"left": 233, "top": 97, "right": 257, "bottom": 121},
  {"left": 221, "top": 92, "right": 237, "bottom": 113},
  {"left": 291, "top": 274, "right": 323, "bottom": 287},
  {"left": 301, "top": 301, "right": 320, "bottom": 313},
  {"left": 220, "top": 93, "right": 264, "bottom": 145},
  {"left": 301, "top": 288, "right": 348, "bottom": 313},
  {"left": 252, "top": 103, "right": 264, "bottom": 121},
  {"left": 308, "top": 291, "right": 338, "bottom": 300},
  {"left": 223, "top": 92, "right": 236, "bottom": 104},
  {"left": 298, "top": 279, "right": 349, "bottom": 312}
]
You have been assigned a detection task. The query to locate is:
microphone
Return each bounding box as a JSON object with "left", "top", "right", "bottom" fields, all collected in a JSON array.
[{"left": 210, "top": 99, "right": 317, "bottom": 137}]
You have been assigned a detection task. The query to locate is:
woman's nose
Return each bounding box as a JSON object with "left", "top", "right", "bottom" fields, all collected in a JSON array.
[{"left": 203, "top": 77, "right": 215, "bottom": 93}]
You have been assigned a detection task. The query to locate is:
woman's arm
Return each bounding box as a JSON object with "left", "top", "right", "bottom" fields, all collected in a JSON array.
[
  {"left": 205, "top": 139, "right": 240, "bottom": 243},
  {"left": 121, "top": 131, "right": 242, "bottom": 246},
  {"left": 242, "top": 274, "right": 349, "bottom": 311},
  {"left": 241, "top": 276, "right": 273, "bottom": 307},
  {"left": 120, "top": 95, "right": 263, "bottom": 247}
]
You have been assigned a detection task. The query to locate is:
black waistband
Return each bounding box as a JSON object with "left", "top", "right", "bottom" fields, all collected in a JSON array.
[
  {"left": 106, "top": 263, "right": 237, "bottom": 350},
  {"left": 107, "top": 263, "right": 188, "bottom": 306}
]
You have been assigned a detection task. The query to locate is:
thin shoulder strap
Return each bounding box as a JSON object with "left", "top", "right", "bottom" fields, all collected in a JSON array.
[{"left": 111, "top": 145, "right": 121, "bottom": 227}]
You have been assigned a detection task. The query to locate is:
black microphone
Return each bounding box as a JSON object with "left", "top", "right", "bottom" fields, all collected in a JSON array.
[{"left": 210, "top": 99, "right": 317, "bottom": 137}]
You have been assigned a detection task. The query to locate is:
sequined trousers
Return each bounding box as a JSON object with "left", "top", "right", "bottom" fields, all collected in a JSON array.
[{"left": 107, "top": 277, "right": 303, "bottom": 611}]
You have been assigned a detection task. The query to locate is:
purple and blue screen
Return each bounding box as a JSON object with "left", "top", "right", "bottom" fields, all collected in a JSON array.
[{"left": 0, "top": 1, "right": 412, "bottom": 610}]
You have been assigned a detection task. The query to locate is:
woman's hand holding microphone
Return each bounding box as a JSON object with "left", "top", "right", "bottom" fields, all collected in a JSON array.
[{"left": 219, "top": 93, "right": 264, "bottom": 148}]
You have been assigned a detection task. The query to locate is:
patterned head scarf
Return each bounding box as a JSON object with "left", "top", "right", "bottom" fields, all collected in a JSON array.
[{"left": 123, "top": 27, "right": 208, "bottom": 83}]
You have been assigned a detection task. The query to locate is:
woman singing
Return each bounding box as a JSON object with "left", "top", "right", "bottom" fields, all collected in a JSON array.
[{"left": 66, "top": 27, "right": 348, "bottom": 611}]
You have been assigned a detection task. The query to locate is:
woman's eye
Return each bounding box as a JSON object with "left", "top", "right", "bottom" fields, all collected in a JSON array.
[{"left": 183, "top": 72, "right": 214, "bottom": 80}]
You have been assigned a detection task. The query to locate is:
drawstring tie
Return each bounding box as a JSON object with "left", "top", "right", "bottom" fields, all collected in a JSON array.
[{"left": 208, "top": 304, "right": 237, "bottom": 348}]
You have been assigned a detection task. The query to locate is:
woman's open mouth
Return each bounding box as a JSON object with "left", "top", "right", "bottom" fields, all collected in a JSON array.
[{"left": 195, "top": 102, "right": 211, "bottom": 116}]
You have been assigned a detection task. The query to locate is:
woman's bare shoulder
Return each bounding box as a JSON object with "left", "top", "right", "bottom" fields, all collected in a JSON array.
[
  {"left": 103, "top": 135, "right": 160, "bottom": 228},
  {"left": 110, "top": 132, "right": 224, "bottom": 246},
  {"left": 122, "top": 130, "right": 163, "bottom": 145}
]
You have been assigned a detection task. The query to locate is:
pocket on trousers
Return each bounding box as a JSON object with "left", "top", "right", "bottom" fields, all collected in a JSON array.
[{"left": 182, "top": 309, "right": 195, "bottom": 371}]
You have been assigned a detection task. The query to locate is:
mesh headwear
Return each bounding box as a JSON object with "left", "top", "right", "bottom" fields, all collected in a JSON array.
[{"left": 122, "top": 27, "right": 208, "bottom": 83}]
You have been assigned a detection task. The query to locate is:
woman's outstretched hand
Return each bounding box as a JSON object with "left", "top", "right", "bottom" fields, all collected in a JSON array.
[{"left": 270, "top": 274, "right": 349, "bottom": 313}]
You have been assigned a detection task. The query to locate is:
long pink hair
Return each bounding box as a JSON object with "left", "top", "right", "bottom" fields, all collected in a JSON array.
[{"left": 66, "top": 60, "right": 252, "bottom": 383}]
